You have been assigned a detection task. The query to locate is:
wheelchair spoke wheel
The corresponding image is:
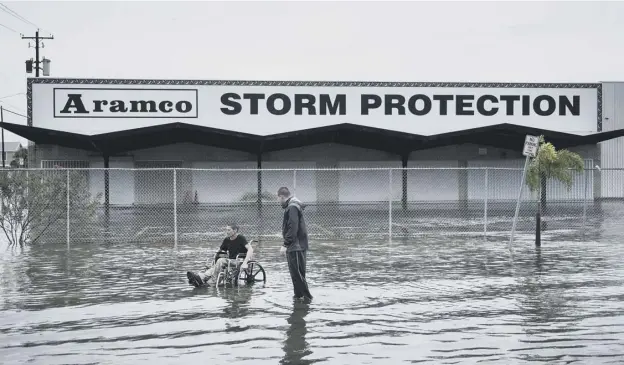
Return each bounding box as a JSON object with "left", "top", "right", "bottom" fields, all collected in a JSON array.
[{"left": 242, "top": 262, "right": 266, "bottom": 284}]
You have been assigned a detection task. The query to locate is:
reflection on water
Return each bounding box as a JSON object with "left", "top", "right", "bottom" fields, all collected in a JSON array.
[
  {"left": 1, "top": 234, "right": 624, "bottom": 364},
  {"left": 282, "top": 301, "right": 312, "bottom": 365}
]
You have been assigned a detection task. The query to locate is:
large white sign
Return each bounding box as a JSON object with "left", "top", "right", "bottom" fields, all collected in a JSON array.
[{"left": 30, "top": 80, "right": 600, "bottom": 136}]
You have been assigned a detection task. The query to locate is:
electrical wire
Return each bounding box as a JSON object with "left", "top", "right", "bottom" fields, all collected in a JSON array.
[
  {"left": 0, "top": 92, "right": 25, "bottom": 100},
  {"left": 0, "top": 2, "right": 52, "bottom": 36},
  {"left": 0, "top": 100, "right": 25, "bottom": 113},
  {"left": 0, "top": 22, "right": 16, "bottom": 33},
  {"left": 0, "top": 106, "right": 26, "bottom": 119},
  {"left": 0, "top": 2, "right": 39, "bottom": 29}
]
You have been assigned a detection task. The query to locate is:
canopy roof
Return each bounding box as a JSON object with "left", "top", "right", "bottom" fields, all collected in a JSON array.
[{"left": 3, "top": 122, "right": 623, "bottom": 156}]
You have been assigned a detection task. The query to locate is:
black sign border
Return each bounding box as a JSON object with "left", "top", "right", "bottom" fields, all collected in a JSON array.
[
  {"left": 51, "top": 87, "right": 199, "bottom": 119},
  {"left": 28, "top": 78, "right": 603, "bottom": 132}
]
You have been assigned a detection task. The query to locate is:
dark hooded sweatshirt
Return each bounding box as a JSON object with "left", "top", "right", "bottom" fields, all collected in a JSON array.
[{"left": 281, "top": 196, "right": 309, "bottom": 252}]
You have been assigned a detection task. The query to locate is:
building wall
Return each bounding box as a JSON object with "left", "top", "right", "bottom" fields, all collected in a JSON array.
[
  {"left": 34, "top": 144, "right": 92, "bottom": 163},
  {"left": 89, "top": 158, "right": 135, "bottom": 205},
  {"left": 32, "top": 141, "right": 600, "bottom": 205},
  {"left": 2, "top": 151, "right": 16, "bottom": 166},
  {"left": 266, "top": 144, "right": 399, "bottom": 203},
  {"left": 600, "top": 82, "right": 624, "bottom": 198}
]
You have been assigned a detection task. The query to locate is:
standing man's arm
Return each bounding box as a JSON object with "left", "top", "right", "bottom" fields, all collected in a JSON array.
[{"left": 283, "top": 206, "right": 299, "bottom": 248}]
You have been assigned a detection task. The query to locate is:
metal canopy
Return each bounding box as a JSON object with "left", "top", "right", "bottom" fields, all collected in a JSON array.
[
  {"left": 2, "top": 122, "right": 624, "bottom": 156},
  {"left": 0, "top": 122, "right": 97, "bottom": 151}
]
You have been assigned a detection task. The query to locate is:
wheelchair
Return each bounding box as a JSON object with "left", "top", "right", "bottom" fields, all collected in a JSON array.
[{"left": 212, "top": 250, "right": 267, "bottom": 288}]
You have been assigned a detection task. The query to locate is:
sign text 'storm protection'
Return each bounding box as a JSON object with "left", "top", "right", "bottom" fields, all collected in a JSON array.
[{"left": 220, "top": 92, "right": 581, "bottom": 117}]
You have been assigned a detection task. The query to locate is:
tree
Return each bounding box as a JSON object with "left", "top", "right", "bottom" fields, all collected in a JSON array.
[
  {"left": 525, "top": 135, "right": 584, "bottom": 232},
  {"left": 0, "top": 169, "right": 101, "bottom": 248},
  {"left": 9, "top": 146, "right": 28, "bottom": 168}
]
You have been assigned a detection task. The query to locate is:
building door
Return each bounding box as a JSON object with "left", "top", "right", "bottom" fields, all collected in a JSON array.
[{"left": 134, "top": 161, "right": 183, "bottom": 205}]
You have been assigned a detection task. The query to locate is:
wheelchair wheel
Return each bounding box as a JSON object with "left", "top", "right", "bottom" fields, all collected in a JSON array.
[{"left": 241, "top": 262, "right": 266, "bottom": 284}]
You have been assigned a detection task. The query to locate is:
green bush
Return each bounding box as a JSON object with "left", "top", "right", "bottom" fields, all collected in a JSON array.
[{"left": 0, "top": 170, "right": 101, "bottom": 247}]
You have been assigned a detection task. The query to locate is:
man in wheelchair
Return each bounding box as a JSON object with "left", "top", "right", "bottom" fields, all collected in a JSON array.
[{"left": 187, "top": 223, "right": 254, "bottom": 287}]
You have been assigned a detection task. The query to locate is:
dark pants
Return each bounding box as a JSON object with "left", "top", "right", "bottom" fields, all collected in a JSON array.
[{"left": 286, "top": 250, "right": 312, "bottom": 299}]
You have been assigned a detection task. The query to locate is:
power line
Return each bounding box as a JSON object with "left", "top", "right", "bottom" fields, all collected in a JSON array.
[
  {"left": 0, "top": 100, "right": 25, "bottom": 113},
  {"left": 0, "top": 22, "right": 16, "bottom": 33},
  {"left": 0, "top": 3, "right": 39, "bottom": 29},
  {"left": 0, "top": 92, "right": 25, "bottom": 100},
  {"left": 0, "top": 3, "right": 53, "bottom": 37},
  {"left": 0, "top": 107, "right": 26, "bottom": 119},
  {"left": 2, "top": 4, "right": 56, "bottom": 78}
]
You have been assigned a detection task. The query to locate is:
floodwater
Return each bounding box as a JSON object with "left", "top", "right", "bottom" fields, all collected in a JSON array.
[{"left": 1, "top": 234, "right": 624, "bottom": 364}]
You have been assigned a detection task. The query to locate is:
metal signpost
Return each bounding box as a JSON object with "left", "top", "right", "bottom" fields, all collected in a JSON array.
[{"left": 509, "top": 135, "right": 539, "bottom": 256}]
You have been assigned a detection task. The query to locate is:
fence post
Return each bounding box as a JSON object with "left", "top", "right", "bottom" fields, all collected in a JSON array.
[
  {"left": 293, "top": 169, "right": 297, "bottom": 195},
  {"left": 388, "top": 169, "right": 393, "bottom": 240},
  {"left": 66, "top": 169, "right": 70, "bottom": 250},
  {"left": 173, "top": 168, "right": 178, "bottom": 249},
  {"left": 484, "top": 168, "right": 488, "bottom": 240},
  {"left": 582, "top": 168, "right": 588, "bottom": 238}
]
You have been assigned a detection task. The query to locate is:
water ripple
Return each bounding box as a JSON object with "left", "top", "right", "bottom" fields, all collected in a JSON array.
[{"left": 1, "top": 236, "right": 624, "bottom": 364}]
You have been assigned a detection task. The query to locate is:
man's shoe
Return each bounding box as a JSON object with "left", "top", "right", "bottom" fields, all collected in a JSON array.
[{"left": 187, "top": 271, "right": 203, "bottom": 287}]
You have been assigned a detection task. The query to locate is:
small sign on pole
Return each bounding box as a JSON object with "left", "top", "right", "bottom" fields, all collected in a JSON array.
[
  {"left": 509, "top": 134, "right": 539, "bottom": 257},
  {"left": 522, "top": 135, "right": 539, "bottom": 158}
]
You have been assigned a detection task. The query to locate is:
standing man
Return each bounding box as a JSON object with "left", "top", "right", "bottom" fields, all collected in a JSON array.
[{"left": 277, "top": 186, "right": 313, "bottom": 301}]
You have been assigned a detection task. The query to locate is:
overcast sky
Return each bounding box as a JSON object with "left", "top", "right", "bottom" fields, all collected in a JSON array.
[{"left": 1, "top": 0, "right": 623, "bottom": 144}]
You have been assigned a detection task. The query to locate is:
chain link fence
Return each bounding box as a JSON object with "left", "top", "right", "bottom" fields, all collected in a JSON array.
[{"left": 0, "top": 167, "right": 621, "bottom": 246}]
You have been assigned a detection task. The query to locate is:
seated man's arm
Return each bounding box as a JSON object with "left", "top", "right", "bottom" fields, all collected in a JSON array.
[
  {"left": 218, "top": 239, "right": 228, "bottom": 256},
  {"left": 209, "top": 240, "right": 228, "bottom": 267}
]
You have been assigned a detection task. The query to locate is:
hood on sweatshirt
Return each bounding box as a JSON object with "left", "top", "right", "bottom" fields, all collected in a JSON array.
[{"left": 282, "top": 196, "right": 305, "bottom": 211}]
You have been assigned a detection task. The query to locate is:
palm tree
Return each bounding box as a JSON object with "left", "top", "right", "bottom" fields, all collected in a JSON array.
[{"left": 525, "top": 135, "right": 584, "bottom": 243}]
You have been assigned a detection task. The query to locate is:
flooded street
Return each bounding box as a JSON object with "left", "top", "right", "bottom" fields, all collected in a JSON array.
[{"left": 1, "top": 235, "right": 624, "bottom": 364}]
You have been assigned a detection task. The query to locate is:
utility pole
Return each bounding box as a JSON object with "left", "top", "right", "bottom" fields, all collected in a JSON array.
[
  {"left": 1, "top": 106, "right": 4, "bottom": 168},
  {"left": 22, "top": 29, "right": 54, "bottom": 77}
]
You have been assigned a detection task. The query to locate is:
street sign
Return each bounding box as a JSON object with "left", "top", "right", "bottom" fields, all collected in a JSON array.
[
  {"left": 511, "top": 134, "right": 540, "bottom": 253},
  {"left": 522, "top": 135, "right": 539, "bottom": 157}
]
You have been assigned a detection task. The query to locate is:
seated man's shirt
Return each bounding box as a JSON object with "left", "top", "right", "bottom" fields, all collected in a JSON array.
[{"left": 219, "top": 234, "right": 249, "bottom": 259}]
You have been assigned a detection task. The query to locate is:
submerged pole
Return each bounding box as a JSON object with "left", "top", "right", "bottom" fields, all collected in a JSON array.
[
  {"left": 104, "top": 154, "right": 110, "bottom": 226},
  {"left": 173, "top": 168, "right": 177, "bottom": 249},
  {"left": 510, "top": 155, "right": 531, "bottom": 256},
  {"left": 66, "top": 169, "right": 70, "bottom": 249}
]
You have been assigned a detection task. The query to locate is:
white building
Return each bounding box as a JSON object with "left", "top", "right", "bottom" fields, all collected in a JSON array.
[{"left": 2, "top": 78, "right": 623, "bottom": 206}]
